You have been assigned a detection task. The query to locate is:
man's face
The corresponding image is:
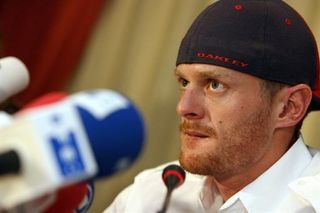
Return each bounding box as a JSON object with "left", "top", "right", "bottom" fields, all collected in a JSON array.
[{"left": 176, "top": 63, "right": 276, "bottom": 179}]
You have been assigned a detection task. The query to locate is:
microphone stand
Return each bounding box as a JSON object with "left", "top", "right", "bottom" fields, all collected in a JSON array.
[
  {"left": 158, "top": 188, "right": 173, "bottom": 213},
  {"left": 157, "top": 164, "right": 186, "bottom": 213}
]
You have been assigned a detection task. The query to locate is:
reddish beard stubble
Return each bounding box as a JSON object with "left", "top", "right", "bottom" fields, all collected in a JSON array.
[{"left": 178, "top": 103, "right": 272, "bottom": 180}]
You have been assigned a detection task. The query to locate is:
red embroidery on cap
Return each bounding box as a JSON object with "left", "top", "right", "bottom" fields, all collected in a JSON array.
[
  {"left": 234, "top": 4, "right": 243, "bottom": 11},
  {"left": 197, "top": 52, "right": 249, "bottom": 68},
  {"left": 284, "top": 18, "right": 292, "bottom": 25}
]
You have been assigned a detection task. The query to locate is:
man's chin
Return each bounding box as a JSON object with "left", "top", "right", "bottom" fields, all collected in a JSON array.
[{"left": 179, "top": 152, "right": 208, "bottom": 175}]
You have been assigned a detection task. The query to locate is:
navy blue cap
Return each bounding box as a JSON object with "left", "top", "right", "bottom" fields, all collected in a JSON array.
[{"left": 176, "top": 0, "right": 320, "bottom": 110}]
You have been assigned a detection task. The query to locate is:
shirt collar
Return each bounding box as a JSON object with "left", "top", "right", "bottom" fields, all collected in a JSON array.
[
  {"left": 200, "top": 137, "right": 313, "bottom": 212},
  {"left": 221, "top": 137, "right": 312, "bottom": 212}
]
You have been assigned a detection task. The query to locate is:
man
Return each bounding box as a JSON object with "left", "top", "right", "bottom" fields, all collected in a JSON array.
[{"left": 105, "top": 0, "right": 320, "bottom": 212}]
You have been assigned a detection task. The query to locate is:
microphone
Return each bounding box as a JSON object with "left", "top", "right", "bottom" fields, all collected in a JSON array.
[
  {"left": 0, "top": 89, "right": 145, "bottom": 209},
  {"left": 0, "top": 112, "right": 15, "bottom": 176},
  {"left": 0, "top": 111, "right": 13, "bottom": 128},
  {"left": 158, "top": 164, "right": 186, "bottom": 213},
  {"left": 44, "top": 181, "right": 94, "bottom": 213},
  {"left": 10, "top": 182, "right": 91, "bottom": 213},
  {"left": 21, "top": 92, "right": 93, "bottom": 213},
  {"left": 0, "top": 57, "right": 29, "bottom": 103},
  {"left": 0, "top": 92, "right": 70, "bottom": 178}
]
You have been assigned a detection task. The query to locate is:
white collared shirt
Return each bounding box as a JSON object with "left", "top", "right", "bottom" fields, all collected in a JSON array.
[{"left": 105, "top": 137, "right": 320, "bottom": 213}]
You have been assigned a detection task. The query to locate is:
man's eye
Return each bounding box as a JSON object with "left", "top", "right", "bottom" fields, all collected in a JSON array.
[
  {"left": 210, "top": 80, "right": 225, "bottom": 91},
  {"left": 179, "top": 78, "right": 189, "bottom": 87}
]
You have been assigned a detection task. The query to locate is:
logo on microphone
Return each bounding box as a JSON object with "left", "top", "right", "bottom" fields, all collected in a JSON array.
[
  {"left": 31, "top": 102, "right": 94, "bottom": 181},
  {"left": 50, "top": 131, "right": 86, "bottom": 179}
]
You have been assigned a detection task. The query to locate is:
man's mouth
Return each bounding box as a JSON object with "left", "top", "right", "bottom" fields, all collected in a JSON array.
[{"left": 182, "top": 129, "right": 210, "bottom": 138}]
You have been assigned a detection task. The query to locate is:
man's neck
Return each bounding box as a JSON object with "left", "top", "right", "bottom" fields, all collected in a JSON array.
[
  {"left": 212, "top": 132, "right": 294, "bottom": 201},
  {"left": 212, "top": 171, "right": 261, "bottom": 201}
]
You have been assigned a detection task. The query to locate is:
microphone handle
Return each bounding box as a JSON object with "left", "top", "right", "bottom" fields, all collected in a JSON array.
[
  {"left": 158, "top": 189, "right": 173, "bottom": 213},
  {"left": 0, "top": 150, "right": 21, "bottom": 175}
]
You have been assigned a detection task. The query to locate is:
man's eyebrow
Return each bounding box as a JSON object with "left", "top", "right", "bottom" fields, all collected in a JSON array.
[
  {"left": 174, "top": 68, "right": 182, "bottom": 76},
  {"left": 197, "top": 70, "right": 228, "bottom": 79},
  {"left": 174, "top": 68, "right": 229, "bottom": 78}
]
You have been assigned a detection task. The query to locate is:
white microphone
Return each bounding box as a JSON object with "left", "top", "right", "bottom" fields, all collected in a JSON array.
[
  {"left": 0, "top": 57, "right": 30, "bottom": 102},
  {"left": 0, "top": 89, "right": 145, "bottom": 209},
  {"left": 0, "top": 111, "right": 13, "bottom": 128}
]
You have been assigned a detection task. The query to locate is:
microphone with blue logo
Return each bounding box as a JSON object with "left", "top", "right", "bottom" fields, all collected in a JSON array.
[{"left": 0, "top": 89, "right": 145, "bottom": 209}]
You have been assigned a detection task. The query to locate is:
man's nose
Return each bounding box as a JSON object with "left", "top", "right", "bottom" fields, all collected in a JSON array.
[{"left": 176, "top": 89, "right": 204, "bottom": 119}]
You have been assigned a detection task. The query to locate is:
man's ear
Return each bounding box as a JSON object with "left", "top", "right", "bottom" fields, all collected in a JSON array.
[{"left": 275, "top": 84, "right": 312, "bottom": 128}]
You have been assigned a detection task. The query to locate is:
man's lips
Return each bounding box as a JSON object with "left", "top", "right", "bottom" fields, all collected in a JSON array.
[{"left": 182, "top": 129, "right": 210, "bottom": 138}]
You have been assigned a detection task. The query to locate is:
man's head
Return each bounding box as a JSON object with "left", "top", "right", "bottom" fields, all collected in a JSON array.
[
  {"left": 175, "top": 0, "right": 319, "bottom": 178},
  {"left": 177, "top": 0, "right": 320, "bottom": 109}
]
